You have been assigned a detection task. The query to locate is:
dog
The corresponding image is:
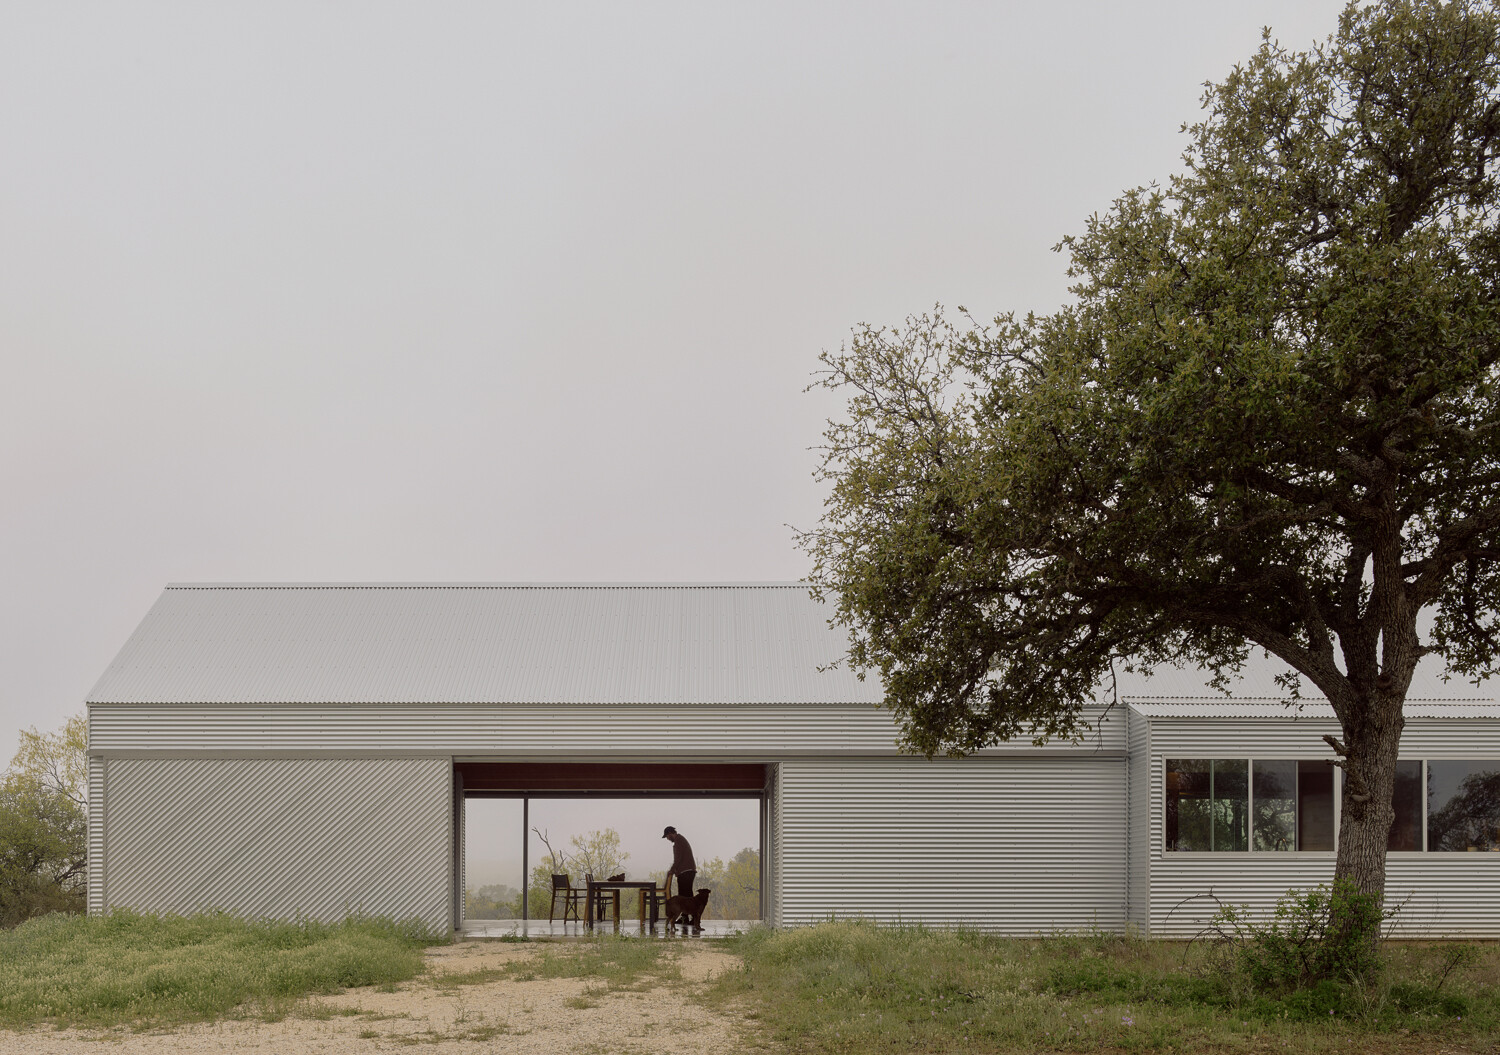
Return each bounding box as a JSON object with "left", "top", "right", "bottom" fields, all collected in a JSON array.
[
  {"left": 663, "top": 888, "right": 711, "bottom": 933},
  {"left": 606, "top": 872, "right": 625, "bottom": 882}
]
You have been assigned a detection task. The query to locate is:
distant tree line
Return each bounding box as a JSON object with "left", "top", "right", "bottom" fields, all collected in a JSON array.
[{"left": 1, "top": 715, "right": 86, "bottom": 927}]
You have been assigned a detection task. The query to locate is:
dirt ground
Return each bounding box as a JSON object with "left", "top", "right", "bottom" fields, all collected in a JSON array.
[{"left": 0, "top": 940, "right": 749, "bottom": 1055}]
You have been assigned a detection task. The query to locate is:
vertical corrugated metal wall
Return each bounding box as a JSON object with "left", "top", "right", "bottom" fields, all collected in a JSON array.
[
  {"left": 100, "top": 756, "right": 451, "bottom": 933},
  {"left": 86, "top": 757, "right": 105, "bottom": 916},
  {"left": 768, "top": 762, "right": 782, "bottom": 927},
  {"left": 453, "top": 777, "right": 465, "bottom": 929},
  {"left": 778, "top": 757, "right": 1126, "bottom": 932},
  {"left": 1125, "top": 711, "right": 1151, "bottom": 934}
]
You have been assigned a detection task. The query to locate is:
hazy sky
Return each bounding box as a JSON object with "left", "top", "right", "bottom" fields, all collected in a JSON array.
[{"left": 1, "top": 1, "right": 1356, "bottom": 763}]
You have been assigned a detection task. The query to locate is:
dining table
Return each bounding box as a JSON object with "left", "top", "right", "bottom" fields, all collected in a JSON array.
[{"left": 583, "top": 878, "right": 666, "bottom": 930}]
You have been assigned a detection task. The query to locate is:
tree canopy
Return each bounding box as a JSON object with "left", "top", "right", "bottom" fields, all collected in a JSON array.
[
  {"left": 805, "top": 0, "right": 1500, "bottom": 903},
  {"left": 1, "top": 716, "right": 87, "bottom": 927}
]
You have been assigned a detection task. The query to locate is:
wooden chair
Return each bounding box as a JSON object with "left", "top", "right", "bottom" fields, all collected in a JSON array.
[
  {"left": 639, "top": 877, "right": 671, "bottom": 924},
  {"left": 549, "top": 874, "right": 585, "bottom": 922},
  {"left": 584, "top": 873, "right": 619, "bottom": 922}
]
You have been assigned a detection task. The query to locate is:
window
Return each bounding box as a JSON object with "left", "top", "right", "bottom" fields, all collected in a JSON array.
[
  {"left": 1296, "top": 761, "right": 1335, "bottom": 851},
  {"left": 1252, "top": 760, "right": 1296, "bottom": 851},
  {"left": 1166, "top": 757, "right": 1500, "bottom": 853},
  {"left": 1427, "top": 761, "right": 1500, "bottom": 852},
  {"left": 1166, "top": 758, "right": 1334, "bottom": 852},
  {"left": 1165, "top": 759, "right": 1246, "bottom": 851},
  {"left": 1388, "top": 760, "right": 1423, "bottom": 851}
]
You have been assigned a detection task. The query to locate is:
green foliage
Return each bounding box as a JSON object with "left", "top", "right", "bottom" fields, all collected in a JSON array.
[
  {"left": 803, "top": 0, "right": 1500, "bottom": 931},
  {"left": 1, "top": 714, "right": 87, "bottom": 928},
  {"left": 807, "top": 0, "right": 1500, "bottom": 751},
  {"left": 6, "top": 715, "right": 87, "bottom": 810},
  {"left": 464, "top": 882, "right": 521, "bottom": 920},
  {"left": 687, "top": 847, "right": 761, "bottom": 920},
  {"left": 0, "top": 781, "right": 86, "bottom": 927},
  {"left": 495, "top": 826, "right": 634, "bottom": 919},
  {"left": 0, "top": 909, "right": 435, "bottom": 1028},
  {"left": 1206, "top": 880, "right": 1386, "bottom": 991},
  {"left": 706, "top": 921, "right": 1500, "bottom": 1053}
]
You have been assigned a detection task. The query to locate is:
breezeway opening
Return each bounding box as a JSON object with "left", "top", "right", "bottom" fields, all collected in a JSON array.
[{"left": 454, "top": 762, "right": 770, "bottom": 930}]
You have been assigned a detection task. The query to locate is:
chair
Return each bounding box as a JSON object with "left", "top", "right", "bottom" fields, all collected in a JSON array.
[
  {"left": 639, "top": 877, "right": 671, "bottom": 925},
  {"left": 584, "top": 873, "right": 620, "bottom": 922},
  {"left": 549, "top": 874, "right": 585, "bottom": 922}
]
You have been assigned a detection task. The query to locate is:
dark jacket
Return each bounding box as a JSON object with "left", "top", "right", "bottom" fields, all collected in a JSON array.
[{"left": 669, "top": 834, "right": 696, "bottom": 874}]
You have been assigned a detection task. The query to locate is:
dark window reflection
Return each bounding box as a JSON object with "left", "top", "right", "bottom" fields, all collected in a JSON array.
[
  {"left": 1165, "top": 759, "right": 1211, "bottom": 851},
  {"left": 1253, "top": 760, "right": 1297, "bottom": 851},
  {"left": 1213, "top": 760, "right": 1249, "bottom": 852},
  {"left": 1297, "top": 761, "right": 1334, "bottom": 851},
  {"left": 1388, "top": 760, "right": 1423, "bottom": 851},
  {"left": 1427, "top": 761, "right": 1500, "bottom": 852}
]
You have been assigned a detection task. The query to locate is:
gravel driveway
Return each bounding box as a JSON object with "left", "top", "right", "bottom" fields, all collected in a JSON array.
[{"left": 0, "top": 940, "right": 747, "bottom": 1055}]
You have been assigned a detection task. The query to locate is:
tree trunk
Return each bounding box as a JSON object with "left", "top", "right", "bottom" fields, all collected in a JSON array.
[{"left": 1330, "top": 688, "right": 1405, "bottom": 946}]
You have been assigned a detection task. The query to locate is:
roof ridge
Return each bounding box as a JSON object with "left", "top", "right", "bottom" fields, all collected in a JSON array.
[{"left": 164, "top": 581, "right": 811, "bottom": 590}]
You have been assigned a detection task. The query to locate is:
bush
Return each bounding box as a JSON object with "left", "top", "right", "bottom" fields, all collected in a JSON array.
[{"left": 1206, "top": 879, "right": 1385, "bottom": 991}]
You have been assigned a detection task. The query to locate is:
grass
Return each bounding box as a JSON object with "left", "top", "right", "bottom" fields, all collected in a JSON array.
[
  {"left": 489, "top": 934, "right": 678, "bottom": 992},
  {"left": 0, "top": 909, "right": 437, "bottom": 1030},
  {"left": 704, "top": 921, "right": 1500, "bottom": 1053}
]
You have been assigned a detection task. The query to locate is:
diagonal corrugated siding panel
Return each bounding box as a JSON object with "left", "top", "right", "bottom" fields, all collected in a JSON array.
[
  {"left": 87, "top": 584, "right": 886, "bottom": 706},
  {"left": 87, "top": 757, "right": 105, "bottom": 915},
  {"left": 1126, "top": 707, "right": 1151, "bottom": 934},
  {"left": 102, "top": 757, "right": 450, "bottom": 931},
  {"left": 87, "top": 703, "right": 1125, "bottom": 756},
  {"left": 778, "top": 758, "right": 1126, "bottom": 933}
]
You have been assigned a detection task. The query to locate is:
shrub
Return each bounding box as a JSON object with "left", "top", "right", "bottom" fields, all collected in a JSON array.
[{"left": 1206, "top": 879, "right": 1385, "bottom": 991}]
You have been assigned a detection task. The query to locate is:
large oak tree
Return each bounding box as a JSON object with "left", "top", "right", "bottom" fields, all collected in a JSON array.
[{"left": 805, "top": 0, "right": 1500, "bottom": 911}]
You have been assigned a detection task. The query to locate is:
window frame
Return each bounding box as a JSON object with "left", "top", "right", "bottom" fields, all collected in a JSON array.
[
  {"left": 1163, "top": 756, "right": 1342, "bottom": 854},
  {"left": 1163, "top": 756, "right": 1500, "bottom": 855}
]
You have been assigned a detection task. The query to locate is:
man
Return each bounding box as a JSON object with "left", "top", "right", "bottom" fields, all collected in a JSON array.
[{"left": 662, "top": 825, "right": 696, "bottom": 900}]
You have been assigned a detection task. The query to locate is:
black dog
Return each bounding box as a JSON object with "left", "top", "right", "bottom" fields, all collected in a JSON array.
[{"left": 664, "top": 888, "right": 711, "bottom": 933}]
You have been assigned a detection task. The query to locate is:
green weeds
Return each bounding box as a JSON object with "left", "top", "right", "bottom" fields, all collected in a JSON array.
[
  {"left": 705, "top": 921, "right": 1500, "bottom": 1053},
  {"left": 503, "top": 934, "right": 677, "bottom": 992},
  {"left": 0, "top": 909, "right": 435, "bottom": 1029}
]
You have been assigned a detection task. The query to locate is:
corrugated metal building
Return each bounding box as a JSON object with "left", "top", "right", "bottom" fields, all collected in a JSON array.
[{"left": 85, "top": 583, "right": 1500, "bottom": 936}]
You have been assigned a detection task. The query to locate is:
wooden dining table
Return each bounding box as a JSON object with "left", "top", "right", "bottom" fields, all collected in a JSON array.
[{"left": 583, "top": 879, "right": 666, "bottom": 930}]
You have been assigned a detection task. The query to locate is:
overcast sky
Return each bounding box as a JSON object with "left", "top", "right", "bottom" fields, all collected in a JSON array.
[{"left": 0, "top": 1, "right": 1359, "bottom": 764}]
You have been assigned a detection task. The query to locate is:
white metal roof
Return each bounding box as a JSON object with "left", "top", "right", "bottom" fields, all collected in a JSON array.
[
  {"left": 88, "top": 581, "right": 1497, "bottom": 717},
  {"left": 1111, "top": 648, "right": 1493, "bottom": 713},
  {"left": 87, "top": 583, "right": 886, "bottom": 706},
  {"left": 1127, "top": 699, "right": 1500, "bottom": 719}
]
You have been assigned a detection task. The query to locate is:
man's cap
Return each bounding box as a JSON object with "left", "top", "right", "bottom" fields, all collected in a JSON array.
[{"left": 662, "top": 826, "right": 677, "bottom": 837}]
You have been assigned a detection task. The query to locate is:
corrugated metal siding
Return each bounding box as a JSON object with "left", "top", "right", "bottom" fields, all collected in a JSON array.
[
  {"left": 87, "top": 703, "right": 1124, "bottom": 756},
  {"left": 1112, "top": 650, "right": 1486, "bottom": 700},
  {"left": 1143, "top": 716, "right": 1500, "bottom": 757},
  {"left": 453, "top": 779, "right": 465, "bottom": 928},
  {"left": 1125, "top": 709, "right": 1151, "bottom": 934},
  {"left": 778, "top": 758, "right": 1126, "bottom": 933},
  {"left": 1147, "top": 855, "right": 1500, "bottom": 939},
  {"left": 1140, "top": 712, "right": 1500, "bottom": 938},
  {"left": 768, "top": 763, "right": 782, "bottom": 927},
  {"left": 88, "top": 584, "right": 885, "bottom": 705},
  {"left": 1132, "top": 701, "right": 1497, "bottom": 719},
  {"left": 102, "top": 757, "right": 451, "bottom": 932},
  {"left": 87, "top": 756, "right": 105, "bottom": 915}
]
